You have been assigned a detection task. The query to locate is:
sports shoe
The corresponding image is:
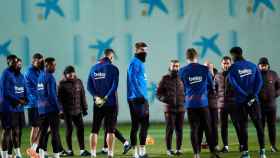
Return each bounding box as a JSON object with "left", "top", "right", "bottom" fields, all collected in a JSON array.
[
  {"left": 123, "top": 143, "right": 131, "bottom": 154},
  {"left": 240, "top": 151, "right": 250, "bottom": 158},
  {"left": 220, "top": 147, "right": 229, "bottom": 153},
  {"left": 166, "top": 150, "right": 175, "bottom": 156},
  {"left": 259, "top": 149, "right": 266, "bottom": 158},
  {"left": 271, "top": 146, "right": 279, "bottom": 152},
  {"left": 80, "top": 150, "right": 91, "bottom": 156}
]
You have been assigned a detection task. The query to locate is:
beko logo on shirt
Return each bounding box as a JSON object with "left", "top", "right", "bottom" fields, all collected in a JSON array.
[
  {"left": 94, "top": 72, "right": 106, "bottom": 80},
  {"left": 14, "top": 86, "right": 24, "bottom": 94},
  {"left": 37, "top": 83, "right": 44, "bottom": 90},
  {"left": 238, "top": 69, "right": 252, "bottom": 78},
  {"left": 189, "top": 76, "right": 202, "bottom": 84}
]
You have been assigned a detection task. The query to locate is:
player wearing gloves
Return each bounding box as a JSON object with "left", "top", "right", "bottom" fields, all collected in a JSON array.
[
  {"left": 228, "top": 47, "right": 265, "bottom": 158},
  {"left": 87, "top": 48, "right": 119, "bottom": 158}
]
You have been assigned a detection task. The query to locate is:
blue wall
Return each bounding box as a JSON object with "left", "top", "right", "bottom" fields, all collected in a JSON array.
[{"left": 1, "top": 0, "right": 280, "bottom": 121}]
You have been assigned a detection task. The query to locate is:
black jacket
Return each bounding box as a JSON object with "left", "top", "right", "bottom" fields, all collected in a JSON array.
[{"left": 58, "top": 78, "right": 87, "bottom": 115}]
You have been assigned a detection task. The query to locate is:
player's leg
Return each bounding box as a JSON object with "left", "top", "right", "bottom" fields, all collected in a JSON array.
[
  {"left": 210, "top": 108, "right": 219, "bottom": 151},
  {"left": 220, "top": 107, "right": 229, "bottom": 152},
  {"left": 164, "top": 112, "right": 175, "bottom": 156},
  {"left": 90, "top": 106, "right": 104, "bottom": 157},
  {"left": 112, "top": 128, "right": 130, "bottom": 155},
  {"left": 104, "top": 107, "right": 117, "bottom": 158},
  {"left": 266, "top": 109, "right": 278, "bottom": 152},
  {"left": 238, "top": 105, "right": 249, "bottom": 158},
  {"left": 201, "top": 108, "right": 219, "bottom": 158},
  {"left": 48, "top": 113, "right": 61, "bottom": 158},
  {"left": 128, "top": 101, "right": 140, "bottom": 158},
  {"left": 247, "top": 102, "right": 265, "bottom": 158},
  {"left": 72, "top": 114, "right": 90, "bottom": 156},
  {"left": 27, "top": 108, "right": 41, "bottom": 154},
  {"left": 188, "top": 108, "right": 201, "bottom": 157},
  {"left": 174, "top": 112, "right": 184, "bottom": 155},
  {"left": 64, "top": 113, "right": 74, "bottom": 155},
  {"left": 38, "top": 116, "right": 50, "bottom": 158}
]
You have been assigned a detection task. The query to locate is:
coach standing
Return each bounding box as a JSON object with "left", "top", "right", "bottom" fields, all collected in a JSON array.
[
  {"left": 258, "top": 57, "right": 280, "bottom": 152},
  {"left": 87, "top": 48, "right": 119, "bottom": 158},
  {"left": 157, "top": 60, "right": 185, "bottom": 156},
  {"left": 179, "top": 48, "right": 219, "bottom": 158},
  {"left": 228, "top": 47, "right": 265, "bottom": 158},
  {"left": 127, "top": 42, "right": 149, "bottom": 158}
]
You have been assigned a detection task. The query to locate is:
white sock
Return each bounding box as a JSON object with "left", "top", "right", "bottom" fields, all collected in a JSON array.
[
  {"left": 134, "top": 147, "right": 138, "bottom": 158},
  {"left": 8, "top": 154, "right": 12, "bottom": 158},
  {"left": 39, "top": 149, "right": 45, "bottom": 158},
  {"left": 91, "top": 150, "right": 96, "bottom": 157},
  {"left": 31, "top": 144, "right": 38, "bottom": 151},
  {"left": 80, "top": 150, "right": 84, "bottom": 155},
  {"left": 224, "top": 146, "right": 229, "bottom": 150},
  {"left": 0, "top": 150, "right": 4, "bottom": 158},
  {"left": 53, "top": 153, "right": 60, "bottom": 158},
  {"left": 14, "top": 148, "right": 22, "bottom": 157},
  {"left": 2, "top": 151, "right": 8, "bottom": 158},
  {"left": 108, "top": 150, "right": 114, "bottom": 157},
  {"left": 194, "top": 153, "right": 200, "bottom": 158},
  {"left": 139, "top": 146, "right": 146, "bottom": 156},
  {"left": 102, "top": 147, "right": 108, "bottom": 152},
  {"left": 124, "top": 141, "right": 129, "bottom": 146},
  {"left": 44, "top": 151, "right": 48, "bottom": 156}
]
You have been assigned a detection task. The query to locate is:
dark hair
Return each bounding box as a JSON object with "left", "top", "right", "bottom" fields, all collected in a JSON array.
[
  {"left": 222, "top": 56, "right": 231, "bottom": 61},
  {"left": 104, "top": 48, "right": 115, "bottom": 56},
  {"left": 44, "top": 57, "right": 55, "bottom": 64},
  {"left": 64, "top": 65, "right": 75, "bottom": 75},
  {"left": 17, "top": 58, "right": 22, "bottom": 62},
  {"left": 33, "top": 53, "right": 43, "bottom": 59},
  {"left": 135, "top": 42, "right": 147, "bottom": 49},
  {"left": 171, "top": 59, "right": 179, "bottom": 63},
  {"left": 230, "top": 47, "right": 243, "bottom": 56},
  {"left": 6, "top": 54, "right": 17, "bottom": 61},
  {"left": 186, "top": 48, "right": 198, "bottom": 60}
]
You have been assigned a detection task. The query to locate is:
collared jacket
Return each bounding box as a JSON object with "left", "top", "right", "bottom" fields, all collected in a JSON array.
[
  {"left": 58, "top": 78, "right": 87, "bottom": 115},
  {"left": 259, "top": 70, "right": 280, "bottom": 109},
  {"left": 157, "top": 72, "right": 185, "bottom": 112}
]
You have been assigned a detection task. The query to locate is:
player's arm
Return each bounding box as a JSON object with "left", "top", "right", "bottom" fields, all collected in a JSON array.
[
  {"left": 47, "top": 76, "right": 61, "bottom": 111},
  {"left": 207, "top": 71, "right": 214, "bottom": 92},
  {"left": 105, "top": 67, "right": 119, "bottom": 98},
  {"left": 228, "top": 70, "right": 248, "bottom": 97},
  {"left": 3, "top": 74, "right": 21, "bottom": 103},
  {"left": 274, "top": 72, "right": 280, "bottom": 98},
  {"left": 57, "top": 82, "right": 65, "bottom": 108},
  {"left": 79, "top": 80, "right": 88, "bottom": 113},
  {"left": 253, "top": 68, "right": 263, "bottom": 96},
  {"left": 87, "top": 69, "right": 95, "bottom": 96},
  {"left": 128, "top": 64, "right": 145, "bottom": 98},
  {"left": 25, "top": 73, "right": 37, "bottom": 105},
  {"left": 156, "top": 77, "right": 167, "bottom": 102}
]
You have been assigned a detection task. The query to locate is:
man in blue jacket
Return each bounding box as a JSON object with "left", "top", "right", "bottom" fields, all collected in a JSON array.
[
  {"left": 37, "top": 57, "right": 62, "bottom": 158},
  {"left": 87, "top": 48, "right": 119, "bottom": 158},
  {"left": 0, "top": 56, "right": 27, "bottom": 158},
  {"left": 228, "top": 47, "right": 265, "bottom": 158},
  {"left": 179, "top": 48, "right": 219, "bottom": 158},
  {"left": 25, "top": 53, "right": 44, "bottom": 157},
  {"left": 127, "top": 42, "right": 149, "bottom": 158}
]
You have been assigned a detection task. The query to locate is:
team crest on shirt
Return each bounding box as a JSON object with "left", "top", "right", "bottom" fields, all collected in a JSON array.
[
  {"left": 189, "top": 76, "right": 202, "bottom": 84},
  {"left": 238, "top": 69, "right": 252, "bottom": 78},
  {"left": 94, "top": 72, "right": 106, "bottom": 80},
  {"left": 37, "top": 83, "right": 44, "bottom": 91},
  {"left": 14, "top": 86, "right": 24, "bottom": 94}
]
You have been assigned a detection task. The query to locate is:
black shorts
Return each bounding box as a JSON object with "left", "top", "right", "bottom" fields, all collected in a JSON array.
[
  {"left": 28, "top": 107, "right": 41, "bottom": 127},
  {"left": 1, "top": 112, "right": 25, "bottom": 129},
  {"left": 91, "top": 105, "right": 118, "bottom": 134}
]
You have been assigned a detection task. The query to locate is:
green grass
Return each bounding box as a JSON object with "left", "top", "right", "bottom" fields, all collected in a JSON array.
[{"left": 19, "top": 122, "right": 280, "bottom": 158}]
